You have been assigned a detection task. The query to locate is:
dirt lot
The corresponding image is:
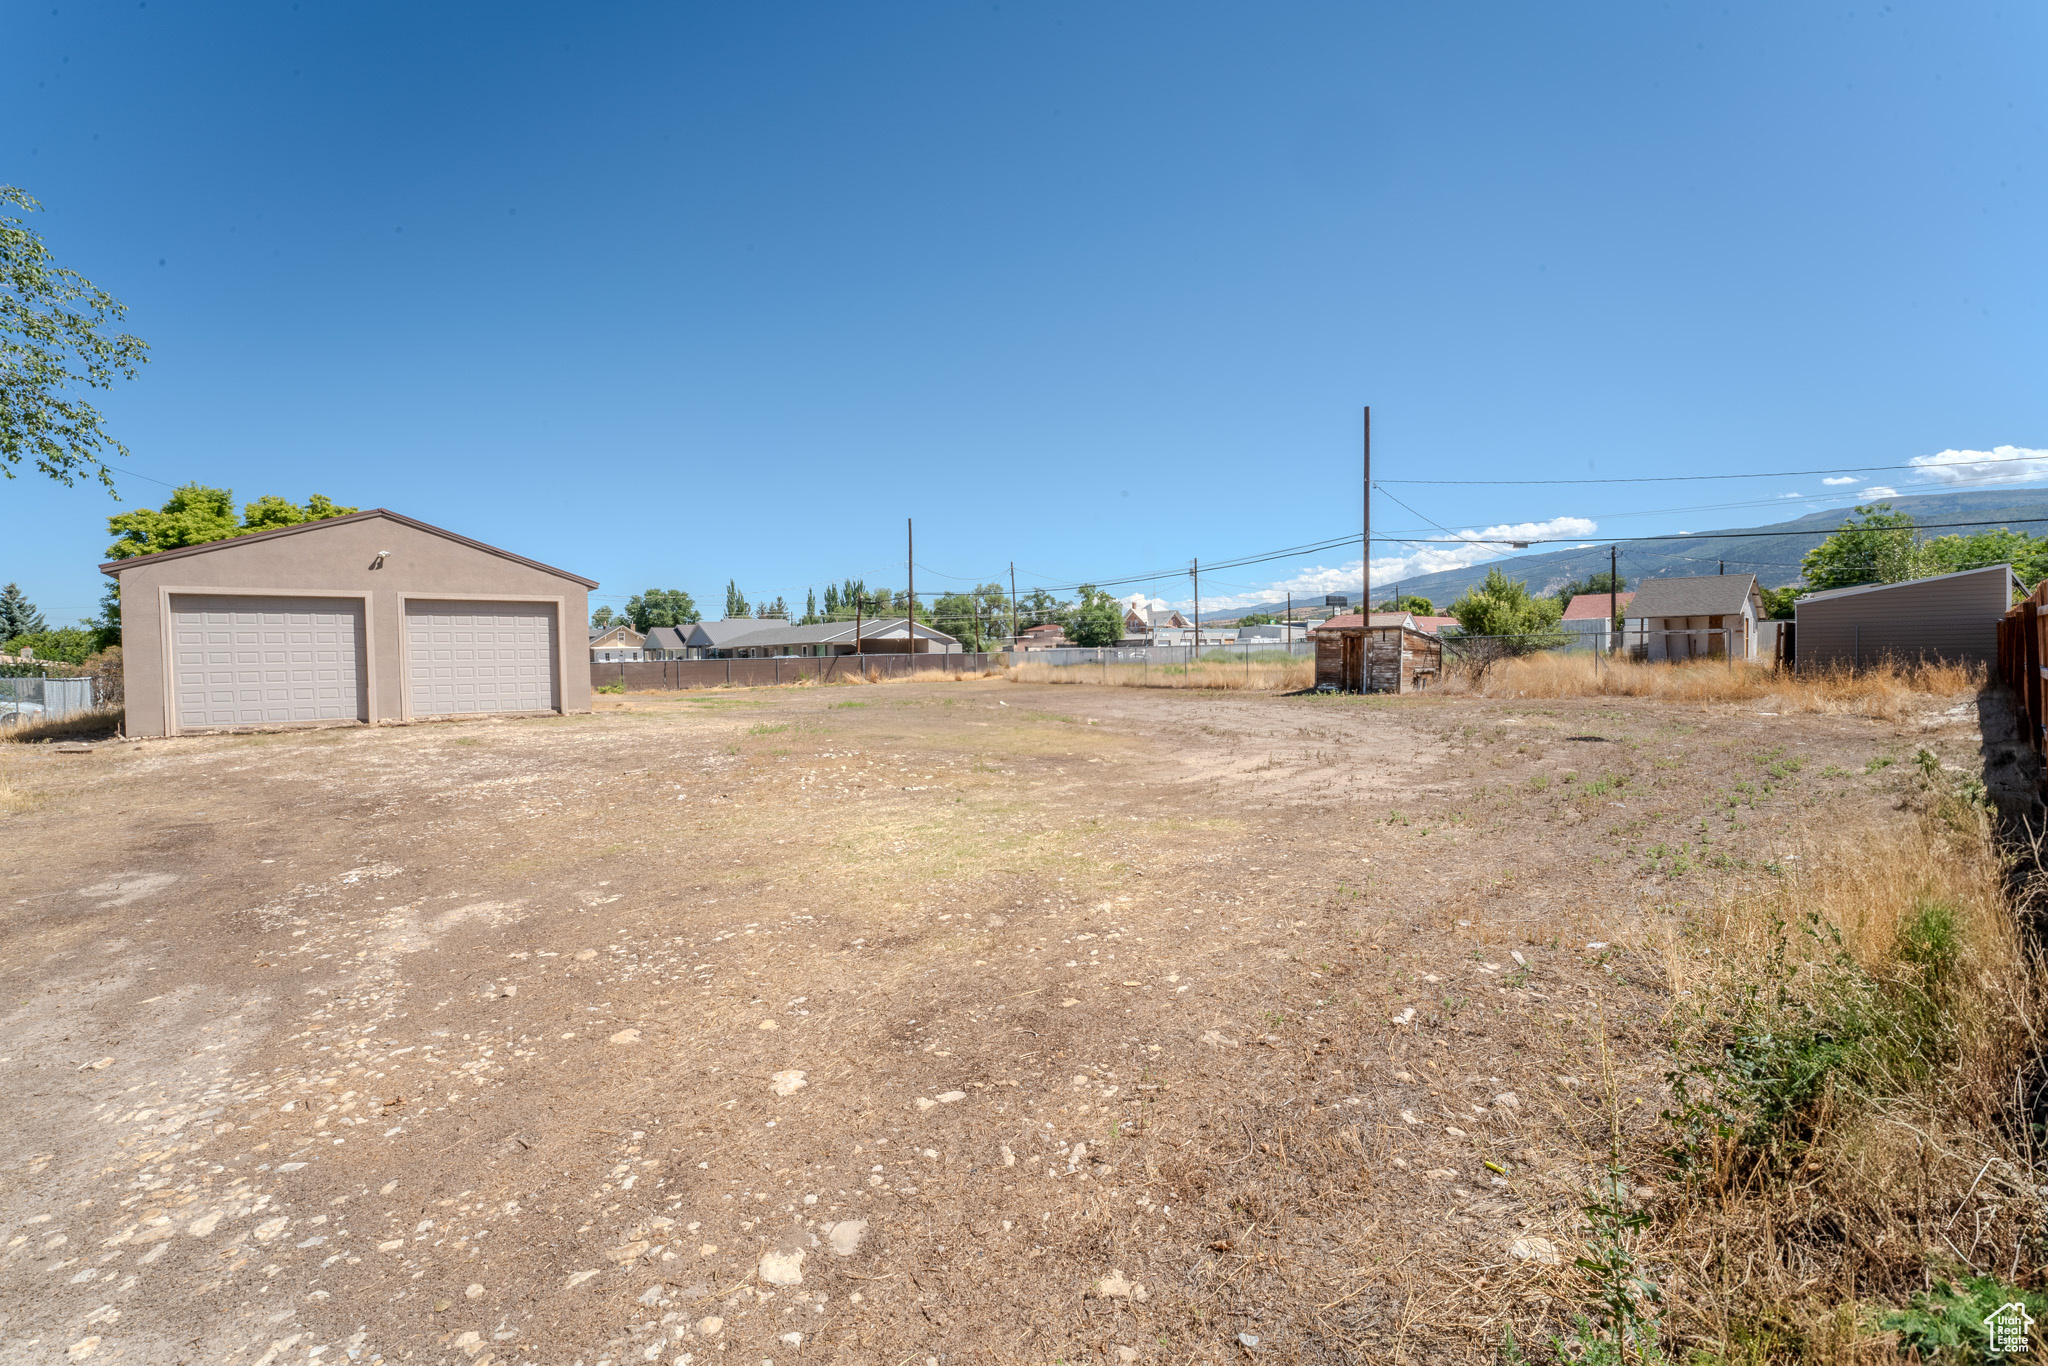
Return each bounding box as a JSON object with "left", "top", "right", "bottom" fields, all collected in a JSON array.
[{"left": 0, "top": 679, "right": 1996, "bottom": 1364}]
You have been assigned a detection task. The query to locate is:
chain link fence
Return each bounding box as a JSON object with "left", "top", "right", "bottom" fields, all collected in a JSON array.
[{"left": 0, "top": 676, "right": 97, "bottom": 729}]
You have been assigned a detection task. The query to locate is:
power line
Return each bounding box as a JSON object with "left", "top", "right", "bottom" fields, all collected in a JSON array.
[{"left": 1377, "top": 450, "right": 2048, "bottom": 485}]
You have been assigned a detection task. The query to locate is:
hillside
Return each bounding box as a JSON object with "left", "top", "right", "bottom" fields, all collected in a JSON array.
[{"left": 1209, "top": 488, "right": 2048, "bottom": 619}]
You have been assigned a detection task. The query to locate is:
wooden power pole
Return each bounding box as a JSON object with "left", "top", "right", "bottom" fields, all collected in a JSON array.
[{"left": 1362, "top": 405, "right": 1372, "bottom": 615}]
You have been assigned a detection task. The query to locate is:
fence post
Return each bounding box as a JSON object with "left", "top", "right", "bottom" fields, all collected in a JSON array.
[{"left": 2027, "top": 602, "right": 2043, "bottom": 751}]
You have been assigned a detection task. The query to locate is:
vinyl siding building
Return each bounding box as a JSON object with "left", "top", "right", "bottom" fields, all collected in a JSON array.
[{"left": 1794, "top": 564, "right": 2018, "bottom": 672}]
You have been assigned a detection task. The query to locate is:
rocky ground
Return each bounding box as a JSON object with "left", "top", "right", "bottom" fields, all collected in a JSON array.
[{"left": 0, "top": 679, "right": 1989, "bottom": 1364}]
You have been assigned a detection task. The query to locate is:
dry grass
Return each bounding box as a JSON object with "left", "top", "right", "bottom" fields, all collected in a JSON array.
[
  {"left": 1004, "top": 656, "right": 1315, "bottom": 691},
  {"left": 1456, "top": 651, "right": 1982, "bottom": 722},
  {"left": 1645, "top": 765, "right": 2046, "bottom": 1358},
  {"left": 0, "top": 705, "right": 124, "bottom": 743}
]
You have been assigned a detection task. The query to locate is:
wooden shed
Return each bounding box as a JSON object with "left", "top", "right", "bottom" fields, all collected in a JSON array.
[{"left": 1312, "top": 613, "right": 1444, "bottom": 693}]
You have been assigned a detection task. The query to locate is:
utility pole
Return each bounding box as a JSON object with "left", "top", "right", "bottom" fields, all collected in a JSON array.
[
  {"left": 907, "top": 518, "right": 915, "bottom": 658},
  {"left": 1192, "top": 559, "right": 1201, "bottom": 656},
  {"left": 854, "top": 591, "right": 864, "bottom": 656},
  {"left": 1718, "top": 559, "right": 1725, "bottom": 575},
  {"left": 1362, "top": 405, "right": 1372, "bottom": 618},
  {"left": 1610, "top": 545, "right": 1619, "bottom": 658},
  {"left": 1010, "top": 562, "right": 1018, "bottom": 642}
]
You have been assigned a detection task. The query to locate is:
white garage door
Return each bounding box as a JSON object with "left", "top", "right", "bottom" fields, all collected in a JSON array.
[
  {"left": 406, "top": 601, "right": 559, "bottom": 717},
  {"left": 171, "top": 596, "right": 366, "bottom": 731}
]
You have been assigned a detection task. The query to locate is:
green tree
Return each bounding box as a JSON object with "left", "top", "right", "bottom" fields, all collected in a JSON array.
[
  {"left": 1798, "top": 504, "right": 1922, "bottom": 591},
  {"left": 1018, "top": 587, "right": 1066, "bottom": 629},
  {"left": 3, "top": 625, "right": 96, "bottom": 664},
  {"left": 1237, "top": 612, "right": 1280, "bottom": 626},
  {"left": 1557, "top": 571, "right": 1622, "bottom": 600},
  {"left": 1447, "top": 567, "right": 1564, "bottom": 638},
  {"left": 0, "top": 582, "right": 46, "bottom": 639},
  {"left": 1372, "top": 594, "right": 1435, "bottom": 615},
  {"left": 755, "top": 596, "right": 788, "bottom": 619},
  {"left": 1, "top": 186, "right": 150, "bottom": 490},
  {"left": 88, "top": 581, "right": 119, "bottom": 652},
  {"left": 1066, "top": 584, "right": 1126, "bottom": 647},
  {"left": 1759, "top": 585, "right": 1803, "bottom": 620},
  {"left": 723, "top": 580, "right": 749, "bottom": 619},
  {"left": 627, "top": 589, "right": 700, "bottom": 632},
  {"left": 103, "top": 484, "right": 356, "bottom": 560},
  {"left": 240, "top": 492, "right": 356, "bottom": 534},
  {"left": 1917, "top": 527, "right": 2048, "bottom": 590},
  {"left": 927, "top": 583, "right": 1009, "bottom": 650},
  {"left": 802, "top": 589, "right": 819, "bottom": 625},
  {"left": 590, "top": 605, "right": 617, "bottom": 630}
]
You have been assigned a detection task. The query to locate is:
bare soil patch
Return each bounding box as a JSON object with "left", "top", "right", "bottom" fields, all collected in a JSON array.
[{"left": 0, "top": 680, "right": 1995, "bottom": 1363}]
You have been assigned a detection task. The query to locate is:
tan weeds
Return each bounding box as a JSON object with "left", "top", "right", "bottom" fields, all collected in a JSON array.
[
  {"left": 1453, "top": 652, "right": 1980, "bottom": 723},
  {"left": 0, "top": 705, "right": 124, "bottom": 744},
  {"left": 1005, "top": 658, "right": 1315, "bottom": 692},
  {"left": 1651, "top": 785, "right": 2046, "bottom": 1356}
]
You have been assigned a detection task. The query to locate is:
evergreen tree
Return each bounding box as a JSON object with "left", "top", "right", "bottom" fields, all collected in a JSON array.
[
  {"left": 724, "top": 580, "right": 749, "bottom": 619},
  {"left": 804, "top": 589, "right": 818, "bottom": 625},
  {"left": 0, "top": 583, "right": 47, "bottom": 640}
]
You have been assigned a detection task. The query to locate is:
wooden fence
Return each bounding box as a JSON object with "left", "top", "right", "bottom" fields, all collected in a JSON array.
[
  {"left": 593, "top": 652, "right": 1006, "bottom": 693},
  {"left": 1998, "top": 586, "right": 2047, "bottom": 750}
]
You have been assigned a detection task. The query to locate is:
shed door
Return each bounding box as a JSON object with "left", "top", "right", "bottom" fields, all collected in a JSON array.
[
  {"left": 406, "top": 601, "right": 558, "bottom": 717},
  {"left": 171, "top": 595, "right": 365, "bottom": 730}
]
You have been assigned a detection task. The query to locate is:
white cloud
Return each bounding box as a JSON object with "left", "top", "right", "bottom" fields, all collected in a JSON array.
[
  {"left": 1822, "top": 476, "right": 1860, "bottom": 486},
  {"left": 1861, "top": 486, "right": 1899, "bottom": 498},
  {"left": 1908, "top": 445, "right": 2048, "bottom": 485},
  {"left": 1781, "top": 492, "right": 1804, "bottom": 498},
  {"left": 1177, "top": 515, "right": 1598, "bottom": 611}
]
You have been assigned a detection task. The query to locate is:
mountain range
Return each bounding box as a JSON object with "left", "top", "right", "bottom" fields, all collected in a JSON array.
[{"left": 1207, "top": 488, "right": 2048, "bottom": 621}]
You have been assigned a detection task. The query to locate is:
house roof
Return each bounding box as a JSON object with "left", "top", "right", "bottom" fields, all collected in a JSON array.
[
  {"left": 1795, "top": 563, "right": 2020, "bottom": 605},
  {"left": 99, "top": 507, "right": 600, "bottom": 587},
  {"left": 709, "top": 617, "right": 960, "bottom": 649},
  {"left": 1313, "top": 612, "right": 1423, "bottom": 633},
  {"left": 1625, "top": 574, "right": 1760, "bottom": 619},
  {"left": 1561, "top": 591, "right": 1633, "bottom": 621},
  {"left": 1410, "top": 615, "right": 1460, "bottom": 634},
  {"left": 642, "top": 625, "right": 693, "bottom": 650},
  {"left": 685, "top": 619, "right": 789, "bottom": 647},
  {"left": 589, "top": 624, "right": 645, "bottom": 644},
  {"left": 1019, "top": 623, "right": 1065, "bottom": 636}
]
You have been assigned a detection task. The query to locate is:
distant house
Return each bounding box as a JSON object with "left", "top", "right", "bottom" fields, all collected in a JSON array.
[
  {"left": 1624, "top": 575, "right": 1763, "bottom": 661},
  {"left": 1558, "top": 591, "right": 1634, "bottom": 652},
  {"left": 590, "top": 623, "right": 646, "bottom": 662},
  {"left": 641, "top": 624, "right": 693, "bottom": 660},
  {"left": 1409, "top": 614, "right": 1460, "bottom": 636},
  {"left": 1796, "top": 564, "right": 2018, "bottom": 672},
  {"left": 693, "top": 617, "right": 960, "bottom": 658},
  {"left": 1122, "top": 604, "right": 1189, "bottom": 640},
  {"left": 1311, "top": 613, "right": 1443, "bottom": 692},
  {"left": 1234, "top": 623, "right": 1311, "bottom": 645},
  {"left": 1014, "top": 623, "right": 1068, "bottom": 651},
  {"left": 675, "top": 619, "right": 792, "bottom": 657}
]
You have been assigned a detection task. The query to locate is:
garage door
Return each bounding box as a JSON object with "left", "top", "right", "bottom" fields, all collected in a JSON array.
[
  {"left": 406, "top": 601, "right": 558, "bottom": 717},
  {"left": 170, "top": 595, "right": 366, "bottom": 730}
]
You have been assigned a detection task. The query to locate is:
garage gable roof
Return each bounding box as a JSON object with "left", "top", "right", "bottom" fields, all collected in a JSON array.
[{"left": 98, "top": 508, "right": 600, "bottom": 588}]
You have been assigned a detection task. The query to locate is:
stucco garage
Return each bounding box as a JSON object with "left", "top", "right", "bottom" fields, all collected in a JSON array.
[{"left": 104, "top": 509, "right": 597, "bottom": 737}]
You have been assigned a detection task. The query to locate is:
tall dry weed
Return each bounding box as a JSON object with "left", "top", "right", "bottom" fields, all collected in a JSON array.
[
  {"left": 1652, "top": 761, "right": 2045, "bottom": 1354},
  {"left": 1460, "top": 651, "right": 1980, "bottom": 722}
]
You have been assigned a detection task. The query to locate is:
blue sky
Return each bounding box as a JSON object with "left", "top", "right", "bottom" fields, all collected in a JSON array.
[{"left": 5, "top": 1, "right": 2044, "bottom": 622}]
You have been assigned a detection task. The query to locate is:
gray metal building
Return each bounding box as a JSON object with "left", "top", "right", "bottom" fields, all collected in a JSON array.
[{"left": 1793, "top": 563, "right": 2019, "bottom": 672}]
